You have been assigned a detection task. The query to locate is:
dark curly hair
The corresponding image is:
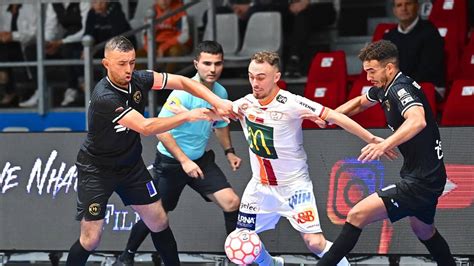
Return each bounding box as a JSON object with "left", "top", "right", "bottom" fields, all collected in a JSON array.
[{"left": 358, "top": 40, "right": 399, "bottom": 67}]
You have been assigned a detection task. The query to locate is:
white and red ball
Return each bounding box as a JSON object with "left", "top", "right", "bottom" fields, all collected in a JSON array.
[{"left": 224, "top": 229, "right": 261, "bottom": 264}]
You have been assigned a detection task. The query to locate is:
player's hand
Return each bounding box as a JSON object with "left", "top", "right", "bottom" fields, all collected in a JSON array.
[
  {"left": 226, "top": 153, "right": 242, "bottom": 171},
  {"left": 358, "top": 142, "right": 386, "bottom": 163},
  {"left": 181, "top": 159, "right": 204, "bottom": 179},
  {"left": 212, "top": 99, "right": 239, "bottom": 122},
  {"left": 187, "top": 108, "right": 215, "bottom": 122},
  {"left": 370, "top": 136, "right": 398, "bottom": 161}
]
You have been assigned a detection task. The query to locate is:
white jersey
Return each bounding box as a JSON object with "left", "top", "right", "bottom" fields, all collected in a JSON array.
[{"left": 234, "top": 89, "right": 327, "bottom": 186}]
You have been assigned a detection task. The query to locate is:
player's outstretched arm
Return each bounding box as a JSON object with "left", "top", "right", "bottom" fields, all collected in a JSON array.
[
  {"left": 118, "top": 108, "right": 214, "bottom": 136},
  {"left": 335, "top": 95, "right": 377, "bottom": 117},
  {"left": 152, "top": 72, "right": 236, "bottom": 120},
  {"left": 325, "top": 108, "right": 377, "bottom": 143}
]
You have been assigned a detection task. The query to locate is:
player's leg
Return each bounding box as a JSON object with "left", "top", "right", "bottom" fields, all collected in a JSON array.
[
  {"left": 409, "top": 217, "right": 456, "bottom": 265},
  {"left": 207, "top": 188, "right": 240, "bottom": 234},
  {"left": 132, "top": 200, "right": 180, "bottom": 266},
  {"left": 119, "top": 160, "right": 180, "bottom": 266},
  {"left": 191, "top": 150, "right": 240, "bottom": 234},
  {"left": 232, "top": 179, "right": 281, "bottom": 266},
  {"left": 120, "top": 159, "right": 187, "bottom": 264},
  {"left": 317, "top": 193, "right": 387, "bottom": 265},
  {"left": 66, "top": 219, "right": 104, "bottom": 266},
  {"left": 67, "top": 156, "right": 112, "bottom": 266},
  {"left": 301, "top": 233, "right": 350, "bottom": 266}
]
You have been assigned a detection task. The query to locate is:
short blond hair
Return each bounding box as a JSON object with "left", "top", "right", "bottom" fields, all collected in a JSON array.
[{"left": 251, "top": 51, "right": 280, "bottom": 71}]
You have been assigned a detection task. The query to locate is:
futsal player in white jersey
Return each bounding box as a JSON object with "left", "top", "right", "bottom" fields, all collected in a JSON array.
[{"left": 232, "top": 51, "right": 386, "bottom": 266}]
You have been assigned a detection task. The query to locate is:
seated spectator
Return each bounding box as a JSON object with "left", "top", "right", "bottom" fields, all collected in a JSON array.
[
  {"left": 144, "top": 0, "right": 192, "bottom": 73},
  {"left": 283, "top": 0, "right": 337, "bottom": 77},
  {"left": 383, "top": 0, "right": 445, "bottom": 99},
  {"left": 20, "top": 1, "right": 90, "bottom": 108},
  {"left": 0, "top": 3, "right": 36, "bottom": 107},
  {"left": 85, "top": 0, "right": 136, "bottom": 58}
]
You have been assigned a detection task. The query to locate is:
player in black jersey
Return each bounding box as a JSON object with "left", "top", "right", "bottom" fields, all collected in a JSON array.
[
  {"left": 313, "top": 40, "right": 455, "bottom": 265},
  {"left": 66, "top": 36, "right": 234, "bottom": 266}
]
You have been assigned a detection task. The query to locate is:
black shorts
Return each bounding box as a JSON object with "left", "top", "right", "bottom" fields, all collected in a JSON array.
[
  {"left": 75, "top": 150, "right": 160, "bottom": 221},
  {"left": 377, "top": 178, "right": 445, "bottom": 224},
  {"left": 153, "top": 150, "right": 231, "bottom": 212}
]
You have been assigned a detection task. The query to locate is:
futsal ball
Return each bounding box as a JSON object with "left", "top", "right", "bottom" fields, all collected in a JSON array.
[{"left": 224, "top": 229, "right": 261, "bottom": 264}]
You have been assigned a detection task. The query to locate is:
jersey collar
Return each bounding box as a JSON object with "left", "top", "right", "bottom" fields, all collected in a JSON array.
[
  {"left": 384, "top": 71, "right": 402, "bottom": 97},
  {"left": 106, "top": 76, "right": 131, "bottom": 94}
]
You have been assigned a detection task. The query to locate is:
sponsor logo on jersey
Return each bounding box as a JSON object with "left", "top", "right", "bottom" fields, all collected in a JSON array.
[
  {"left": 270, "top": 111, "right": 284, "bottom": 120},
  {"left": 397, "top": 88, "right": 409, "bottom": 99},
  {"left": 294, "top": 209, "right": 316, "bottom": 224},
  {"left": 89, "top": 203, "right": 101, "bottom": 216},
  {"left": 288, "top": 190, "right": 312, "bottom": 209},
  {"left": 237, "top": 212, "right": 256, "bottom": 230},
  {"left": 246, "top": 118, "right": 277, "bottom": 159},
  {"left": 240, "top": 202, "right": 259, "bottom": 213},
  {"left": 276, "top": 94, "right": 287, "bottom": 104},
  {"left": 133, "top": 91, "right": 142, "bottom": 104},
  {"left": 435, "top": 139, "right": 444, "bottom": 159},
  {"left": 298, "top": 101, "right": 316, "bottom": 113},
  {"left": 400, "top": 96, "right": 414, "bottom": 106}
]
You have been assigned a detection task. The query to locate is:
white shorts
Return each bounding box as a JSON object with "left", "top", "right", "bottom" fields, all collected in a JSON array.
[{"left": 237, "top": 178, "right": 322, "bottom": 234}]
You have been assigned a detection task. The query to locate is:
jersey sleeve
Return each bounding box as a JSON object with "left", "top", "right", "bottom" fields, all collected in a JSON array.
[
  {"left": 133, "top": 70, "right": 154, "bottom": 92},
  {"left": 293, "top": 94, "right": 328, "bottom": 120},
  {"left": 159, "top": 90, "right": 191, "bottom": 118},
  {"left": 389, "top": 84, "right": 423, "bottom": 116},
  {"left": 95, "top": 94, "right": 132, "bottom": 123},
  {"left": 366, "top": 86, "right": 379, "bottom": 102}
]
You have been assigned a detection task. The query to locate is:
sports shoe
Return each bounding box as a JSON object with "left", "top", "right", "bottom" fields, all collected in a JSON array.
[
  {"left": 118, "top": 250, "right": 135, "bottom": 266},
  {"left": 61, "top": 88, "right": 78, "bottom": 106},
  {"left": 272, "top": 256, "right": 284, "bottom": 266},
  {"left": 19, "top": 89, "right": 39, "bottom": 107}
]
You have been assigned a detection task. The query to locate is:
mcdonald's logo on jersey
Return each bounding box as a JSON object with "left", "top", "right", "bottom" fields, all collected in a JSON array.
[{"left": 245, "top": 118, "right": 278, "bottom": 159}]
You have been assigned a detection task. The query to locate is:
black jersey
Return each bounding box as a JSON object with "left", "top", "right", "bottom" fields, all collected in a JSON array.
[
  {"left": 367, "top": 72, "right": 446, "bottom": 184},
  {"left": 80, "top": 70, "right": 168, "bottom": 167}
]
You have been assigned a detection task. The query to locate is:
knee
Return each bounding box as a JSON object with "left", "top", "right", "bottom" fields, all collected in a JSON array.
[
  {"left": 346, "top": 208, "right": 367, "bottom": 228},
  {"left": 147, "top": 214, "right": 169, "bottom": 233},
  {"left": 303, "top": 234, "right": 326, "bottom": 253},
  {"left": 222, "top": 195, "right": 240, "bottom": 212},
  {"left": 80, "top": 233, "right": 101, "bottom": 251},
  {"left": 412, "top": 225, "right": 435, "bottom": 240}
]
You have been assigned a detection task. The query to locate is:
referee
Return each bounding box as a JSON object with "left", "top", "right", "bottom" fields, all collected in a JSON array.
[
  {"left": 65, "top": 36, "right": 233, "bottom": 266},
  {"left": 315, "top": 40, "right": 455, "bottom": 265}
]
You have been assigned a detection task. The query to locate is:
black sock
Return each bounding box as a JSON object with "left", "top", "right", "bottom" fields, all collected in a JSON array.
[
  {"left": 317, "top": 222, "right": 362, "bottom": 265},
  {"left": 150, "top": 226, "right": 181, "bottom": 266},
  {"left": 125, "top": 219, "right": 150, "bottom": 253},
  {"left": 223, "top": 210, "right": 239, "bottom": 234},
  {"left": 66, "top": 239, "right": 91, "bottom": 266},
  {"left": 420, "top": 229, "right": 456, "bottom": 266}
]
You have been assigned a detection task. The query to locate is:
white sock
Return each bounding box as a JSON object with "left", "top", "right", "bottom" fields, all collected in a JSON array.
[
  {"left": 254, "top": 243, "right": 273, "bottom": 266},
  {"left": 316, "top": 240, "right": 350, "bottom": 266}
]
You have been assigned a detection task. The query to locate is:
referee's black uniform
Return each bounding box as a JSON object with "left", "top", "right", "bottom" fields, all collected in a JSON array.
[{"left": 367, "top": 72, "right": 446, "bottom": 224}]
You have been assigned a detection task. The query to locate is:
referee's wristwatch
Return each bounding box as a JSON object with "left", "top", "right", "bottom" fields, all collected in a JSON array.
[{"left": 224, "top": 147, "right": 235, "bottom": 155}]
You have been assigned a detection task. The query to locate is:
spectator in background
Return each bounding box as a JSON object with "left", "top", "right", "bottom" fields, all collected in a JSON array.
[
  {"left": 0, "top": 3, "right": 36, "bottom": 107},
  {"left": 144, "top": 0, "right": 192, "bottom": 73},
  {"left": 383, "top": 0, "right": 445, "bottom": 99},
  {"left": 19, "top": 1, "right": 90, "bottom": 108},
  {"left": 85, "top": 0, "right": 136, "bottom": 58},
  {"left": 283, "top": 0, "right": 337, "bottom": 77}
]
